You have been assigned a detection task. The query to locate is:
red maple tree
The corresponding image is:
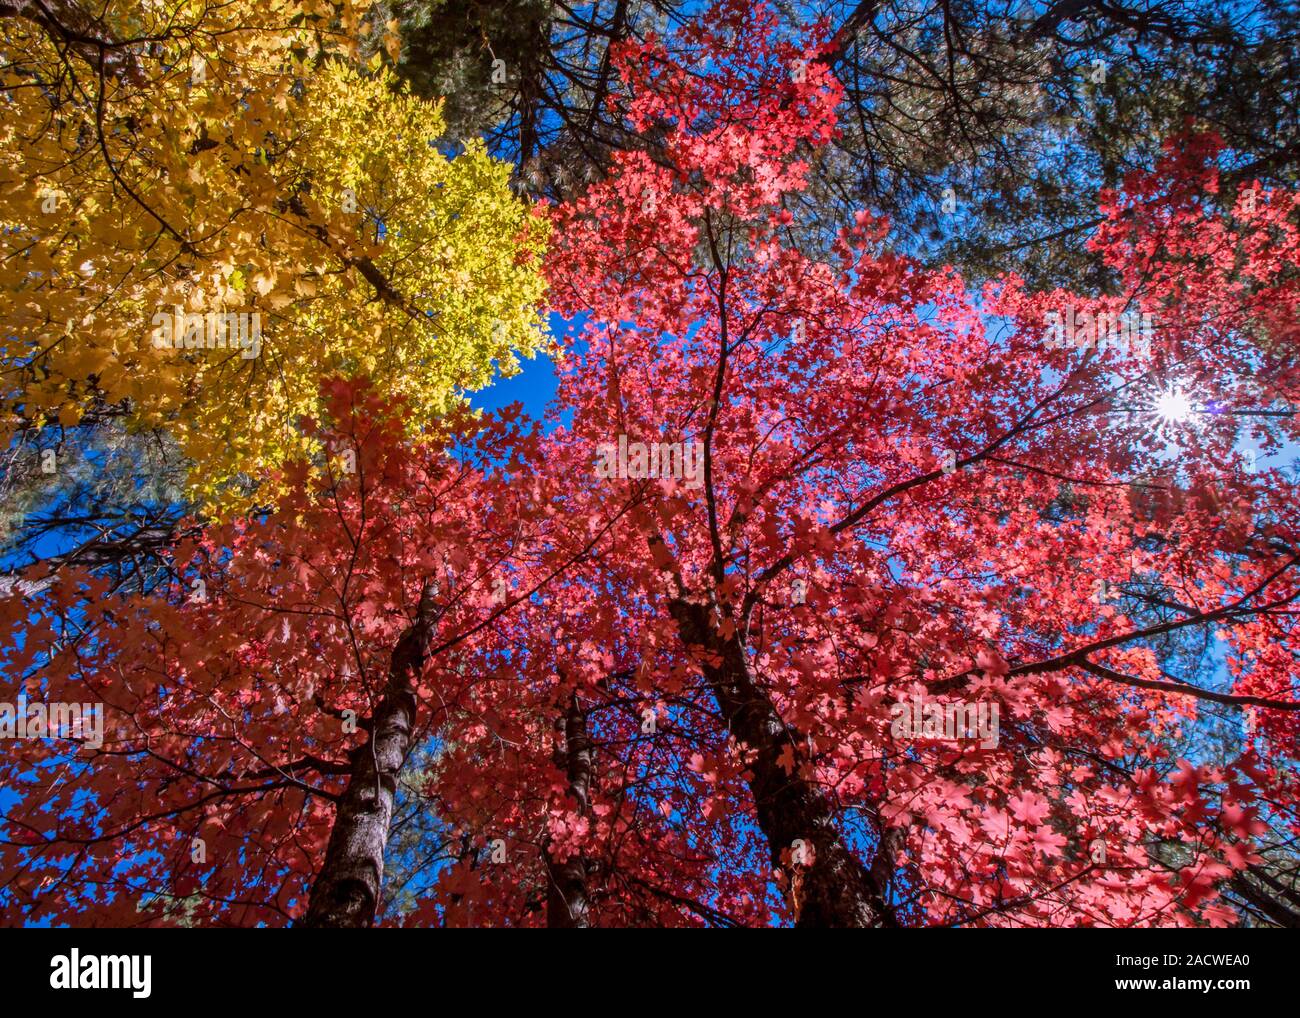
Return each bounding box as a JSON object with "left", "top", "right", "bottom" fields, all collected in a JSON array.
[{"left": 536, "top": 0, "right": 1300, "bottom": 925}]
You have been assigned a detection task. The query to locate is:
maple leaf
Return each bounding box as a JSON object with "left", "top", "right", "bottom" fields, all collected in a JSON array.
[{"left": 1007, "top": 793, "right": 1050, "bottom": 826}]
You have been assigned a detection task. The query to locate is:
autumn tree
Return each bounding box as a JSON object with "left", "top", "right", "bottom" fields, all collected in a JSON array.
[
  {"left": 0, "top": 372, "right": 769, "bottom": 927},
  {"left": 539, "top": 0, "right": 1300, "bottom": 926},
  {"left": 1, "top": 0, "right": 549, "bottom": 520},
  {"left": 0, "top": 379, "right": 568, "bottom": 925}
]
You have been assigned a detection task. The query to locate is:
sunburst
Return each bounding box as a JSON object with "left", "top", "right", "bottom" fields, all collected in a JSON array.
[{"left": 1153, "top": 386, "right": 1194, "bottom": 428}]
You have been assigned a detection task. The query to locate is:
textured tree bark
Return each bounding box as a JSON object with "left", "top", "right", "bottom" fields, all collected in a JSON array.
[
  {"left": 0, "top": 0, "right": 147, "bottom": 82},
  {"left": 300, "top": 583, "right": 436, "bottom": 928},
  {"left": 546, "top": 693, "right": 593, "bottom": 928},
  {"left": 1229, "top": 867, "right": 1300, "bottom": 928},
  {"left": 669, "top": 597, "right": 897, "bottom": 928}
]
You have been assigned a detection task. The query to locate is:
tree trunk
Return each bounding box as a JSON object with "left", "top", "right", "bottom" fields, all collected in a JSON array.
[
  {"left": 300, "top": 583, "right": 436, "bottom": 927},
  {"left": 546, "top": 693, "right": 593, "bottom": 927},
  {"left": 669, "top": 597, "right": 897, "bottom": 927},
  {"left": 1230, "top": 869, "right": 1300, "bottom": 928}
]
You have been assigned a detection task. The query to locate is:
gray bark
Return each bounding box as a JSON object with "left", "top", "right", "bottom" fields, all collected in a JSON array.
[
  {"left": 300, "top": 582, "right": 436, "bottom": 928},
  {"left": 546, "top": 693, "right": 593, "bottom": 928},
  {"left": 669, "top": 597, "right": 897, "bottom": 927}
]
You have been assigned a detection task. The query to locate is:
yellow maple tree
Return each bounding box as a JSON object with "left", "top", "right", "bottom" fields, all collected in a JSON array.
[{"left": 0, "top": 0, "right": 548, "bottom": 514}]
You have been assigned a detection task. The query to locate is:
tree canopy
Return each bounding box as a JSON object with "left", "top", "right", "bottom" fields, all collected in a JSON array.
[{"left": 1, "top": 0, "right": 1297, "bottom": 930}]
